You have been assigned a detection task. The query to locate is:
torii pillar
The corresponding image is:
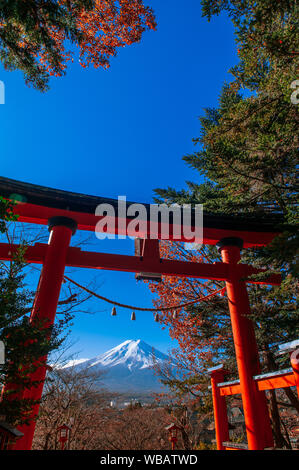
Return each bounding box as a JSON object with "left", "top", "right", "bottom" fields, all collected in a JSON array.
[
  {"left": 208, "top": 365, "right": 230, "bottom": 450},
  {"left": 217, "top": 238, "right": 273, "bottom": 450},
  {"left": 13, "top": 217, "right": 77, "bottom": 450}
]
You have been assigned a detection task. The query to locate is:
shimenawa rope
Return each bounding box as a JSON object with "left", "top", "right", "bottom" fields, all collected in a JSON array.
[{"left": 63, "top": 275, "right": 226, "bottom": 313}]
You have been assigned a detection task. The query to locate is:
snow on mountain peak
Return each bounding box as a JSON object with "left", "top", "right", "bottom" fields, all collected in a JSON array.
[
  {"left": 84, "top": 339, "right": 169, "bottom": 371},
  {"left": 61, "top": 339, "right": 169, "bottom": 372}
]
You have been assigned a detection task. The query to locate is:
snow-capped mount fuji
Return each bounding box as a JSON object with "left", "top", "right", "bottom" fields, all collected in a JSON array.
[
  {"left": 63, "top": 340, "right": 171, "bottom": 393},
  {"left": 86, "top": 339, "right": 169, "bottom": 370}
]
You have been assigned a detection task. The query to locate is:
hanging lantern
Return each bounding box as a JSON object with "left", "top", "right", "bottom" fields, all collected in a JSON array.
[
  {"left": 154, "top": 313, "right": 160, "bottom": 322},
  {"left": 111, "top": 306, "right": 117, "bottom": 316},
  {"left": 131, "top": 311, "right": 136, "bottom": 321}
]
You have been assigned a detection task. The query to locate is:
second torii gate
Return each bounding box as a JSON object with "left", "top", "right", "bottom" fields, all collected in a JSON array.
[{"left": 0, "top": 176, "right": 284, "bottom": 450}]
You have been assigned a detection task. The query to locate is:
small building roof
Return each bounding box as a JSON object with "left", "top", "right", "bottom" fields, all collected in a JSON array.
[
  {"left": 277, "top": 339, "right": 299, "bottom": 354},
  {"left": 165, "top": 423, "right": 182, "bottom": 431}
]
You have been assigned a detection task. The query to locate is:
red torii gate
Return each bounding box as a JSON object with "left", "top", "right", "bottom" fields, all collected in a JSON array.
[
  {"left": 208, "top": 349, "right": 299, "bottom": 451},
  {"left": 0, "top": 177, "right": 285, "bottom": 450}
]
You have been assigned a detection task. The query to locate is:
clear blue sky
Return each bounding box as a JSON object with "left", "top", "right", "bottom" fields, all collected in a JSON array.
[{"left": 0, "top": 1, "right": 237, "bottom": 358}]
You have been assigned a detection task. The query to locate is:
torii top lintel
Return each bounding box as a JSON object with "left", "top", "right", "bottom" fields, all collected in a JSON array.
[{"left": 0, "top": 177, "right": 282, "bottom": 248}]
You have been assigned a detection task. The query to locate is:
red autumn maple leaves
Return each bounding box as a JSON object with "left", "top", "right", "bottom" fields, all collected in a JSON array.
[
  {"left": 24, "top": 0, "right": 156, "bottom": 78},
  {"left": 75, "top": 0, "right": 156, "bottom": 69}
]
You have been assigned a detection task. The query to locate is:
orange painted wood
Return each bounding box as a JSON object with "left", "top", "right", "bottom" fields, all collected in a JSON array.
[
  {"left": 256, "top": 372, "right": 295, "bottom": 391},
  {"left": 0, "top": 243, "right": 281, "bottom": 285},
  {"left": 219, "top": 383, "right": 241, "bottom": 396}
]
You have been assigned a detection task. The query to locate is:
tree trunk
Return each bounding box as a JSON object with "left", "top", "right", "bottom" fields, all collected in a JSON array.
[
  {"left": 267, "top": 389, "right": 290, "bottom": 449},
  {"left": 282, "top": 387, "right": 299, "bottom": 414},
  {"left": 181, "top": 427, "right": 192, "bottom": 450}
]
